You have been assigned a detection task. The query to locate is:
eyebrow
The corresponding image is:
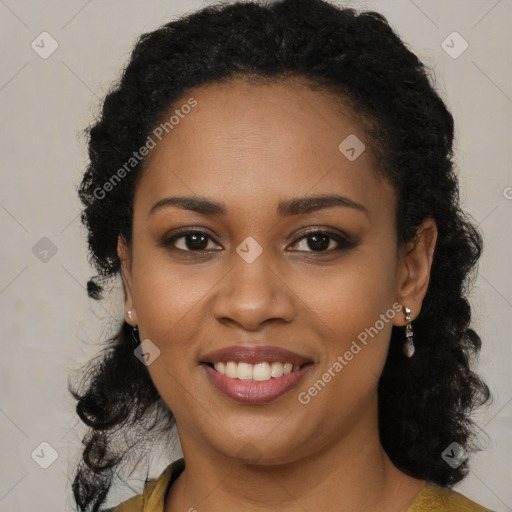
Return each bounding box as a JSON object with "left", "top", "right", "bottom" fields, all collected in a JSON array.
[{"left": 148, "top": 194, "right": 368, "bottom": 218}]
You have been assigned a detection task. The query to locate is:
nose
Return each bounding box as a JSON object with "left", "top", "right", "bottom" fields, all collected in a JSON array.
[{"left": 211, "top": 249, "right": 297, "bottom": 331}]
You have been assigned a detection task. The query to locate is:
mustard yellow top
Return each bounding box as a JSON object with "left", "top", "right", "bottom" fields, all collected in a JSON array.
[{"left": 105, "top": 458, "right": 495, "bottom": 512}]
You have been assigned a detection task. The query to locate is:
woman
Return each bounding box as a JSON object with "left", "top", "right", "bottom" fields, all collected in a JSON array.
[{"left": 70, "top": 0, "right": 494, "bottom": 510}]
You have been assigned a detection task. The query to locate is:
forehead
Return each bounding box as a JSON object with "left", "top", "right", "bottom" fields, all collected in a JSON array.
[{"left": 135, "top": 77, "right": 394, "bottom": 221}]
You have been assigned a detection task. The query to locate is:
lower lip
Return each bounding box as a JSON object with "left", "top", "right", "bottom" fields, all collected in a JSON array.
[{"left": 202, "top": 364, "right": 312, "bottom": 404}]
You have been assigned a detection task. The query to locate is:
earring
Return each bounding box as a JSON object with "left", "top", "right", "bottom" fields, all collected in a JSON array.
[
  {"left": 130, "top": 324, "right": 140, "bottom": 347},
  {"left": 403, "top": 306, "right": 415, "bottom": 358},
  {"left": 127, "top": 310, "right": 140, "bottom": 346}
]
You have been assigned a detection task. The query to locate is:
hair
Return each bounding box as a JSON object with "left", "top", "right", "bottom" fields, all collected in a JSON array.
[{"left": 70, "top": 0, "right": 491, "bottom": 510}]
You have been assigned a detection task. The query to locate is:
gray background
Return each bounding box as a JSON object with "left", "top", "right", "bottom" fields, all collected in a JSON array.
[{"left": 0, "top": 0, "right": 510, "bottom": 510}]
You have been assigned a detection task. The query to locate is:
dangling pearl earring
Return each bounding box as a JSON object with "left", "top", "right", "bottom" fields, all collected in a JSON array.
[
  {"left": 127, "top": 309, "right": 140, "bottom": 346},
  {"left": 403, "top": 306, "right": 415, "bottom": 358}
]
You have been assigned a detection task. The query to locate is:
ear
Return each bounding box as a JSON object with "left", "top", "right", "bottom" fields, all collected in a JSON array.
[
  {"left": 117, "top": 234, "right": 137, "bottom": 326},
  {"left": 393, "top": 217, "right": 438, "bottom": 326}
]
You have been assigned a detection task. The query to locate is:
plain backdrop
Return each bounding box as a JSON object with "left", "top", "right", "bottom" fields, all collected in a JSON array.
[{"left": 0, "top": 0, "right": 511, "bottom": 510}]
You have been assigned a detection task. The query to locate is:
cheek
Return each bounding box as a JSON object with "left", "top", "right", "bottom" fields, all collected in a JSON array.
[
  {"left": 131, "top": 235, "right": 214, "bottom": 336},
  {"left": 291, "top": 252, "right": 398, "bottom": 435},
  {"left": 298, "top": 248, "right": 397, "bottom": 348},
  {"left": 131, "top": 255, "right": 211, "bottom": 417},
  {"left": 129, "top": 252, "right": 215, "bottom": 407}
]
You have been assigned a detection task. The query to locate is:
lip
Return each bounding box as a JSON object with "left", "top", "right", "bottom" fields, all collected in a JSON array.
[
  {"left": 202, "top": 363, "right": 313, "bottom": 404},
  {"left": 200, "top": 345, "right": 312, "bottom": 366}
]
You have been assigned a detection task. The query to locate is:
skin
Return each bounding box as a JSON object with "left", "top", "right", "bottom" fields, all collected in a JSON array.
[{"left": 117, "top": 77, "right": 438, "bottom": 512}]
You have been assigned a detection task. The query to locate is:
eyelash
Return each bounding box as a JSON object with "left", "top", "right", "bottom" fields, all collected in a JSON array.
[{"left": 161, "top": 227, "right": 357, "bottom": 257}]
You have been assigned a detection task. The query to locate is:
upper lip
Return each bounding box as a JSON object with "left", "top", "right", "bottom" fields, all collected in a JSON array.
[{"left": 200, "top": 345, "right": 313, "bottom": 366}]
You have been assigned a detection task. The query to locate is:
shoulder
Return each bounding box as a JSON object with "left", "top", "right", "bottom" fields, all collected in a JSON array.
[
  {"left": 102, "top": 458, "right": 185, "bottom": 512},
  {"left": 408, "top": 482, "right": 496, "bottom": 512},
  {"left": 101, "top": 492, "right": 144, "bottom": 512},
  {"left": 100, "top": 484, "right": 152, "bottom": 512}
]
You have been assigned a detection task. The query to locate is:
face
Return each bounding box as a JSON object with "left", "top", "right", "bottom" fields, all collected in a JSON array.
[{"left": 118, "top": 77, "right": 435, "bottom": 466}]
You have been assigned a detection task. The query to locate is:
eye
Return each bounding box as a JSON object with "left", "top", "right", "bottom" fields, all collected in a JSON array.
[
  {"left": 288, "top": 228, "right": 356, "bottom": 254},
  {"left": 161, "top": 227, "right": 357, "bottom": 256},
  {"left": 162, "top": 229, "right": 221, "bottom": 254}
]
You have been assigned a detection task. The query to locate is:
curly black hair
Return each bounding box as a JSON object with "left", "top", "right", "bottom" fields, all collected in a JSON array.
[{"left": 69, "top": 0, "right": 491, "bottom": 510}]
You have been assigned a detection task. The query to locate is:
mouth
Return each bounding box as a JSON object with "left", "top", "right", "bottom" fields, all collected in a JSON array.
[
  {"left": 199, "top": 345, "right": 314, "bottom": 403},
  {"left": 201, "top": 360, "right": 312, "bottom": 381}
]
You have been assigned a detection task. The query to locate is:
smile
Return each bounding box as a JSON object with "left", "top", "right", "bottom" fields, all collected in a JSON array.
[
  {"left": 200, "top": 345, "right": 314, "bottom": 403},
  {"left": 209, "top": 361, "right": 305, "bottom": 381}
]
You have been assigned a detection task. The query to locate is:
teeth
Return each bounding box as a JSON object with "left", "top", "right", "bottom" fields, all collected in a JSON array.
[
  {"left": 212, "top": 361, "right": 303, "bottom": 381},
  {"left": 237, "top": 362, "right": 253, "bottom": 380},
  {"left": 225, "top": 361, "right": 237, "bottom": 378},
  {"left": 270, "top": 361, "right": 283, "bottom": 378},
  {"left": 253, "top": 362, "right": 270, "bottom": 381}
]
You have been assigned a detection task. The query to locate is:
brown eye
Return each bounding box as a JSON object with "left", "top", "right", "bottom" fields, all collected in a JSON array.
[
  {"left": 162, "top": 230, "right": 221, "bottom": 253},
  {"left": 161, "top": 227, "right": 357, "bottom": 257},
  {"left": 289, "top": 229, "right": 356, "bottom": 253}
]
